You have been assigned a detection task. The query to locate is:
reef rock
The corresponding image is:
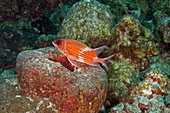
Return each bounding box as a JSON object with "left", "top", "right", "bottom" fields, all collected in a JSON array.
[
  {"left": 154, "top": 16, "right": 170, "bottom": 44},
  {"left": 0, "top": 49, "right": 18, "bottom": 69},
  {"left": 110, "top": 95, "right": 169, "bottom": 113},
  {"left": 127, "top": 70, "right": 168, "bottom": 103},
  {"left": 109, "top": 70, "right": 169, "bottom": 113},
  {"left": 105, "top": 15, "right": 160, "bottom": 103},
  {"left": 16, "top": 47, "right": 108, "bottom": 113},
  {"left": 57, "top": 0, "right": 113, "bottom": 48},
  {"left": 110, "top": 15, "right": 159, "bottom": 59},
  {"left": 35, "top": 34, "right": 57, "bottom": 48}
]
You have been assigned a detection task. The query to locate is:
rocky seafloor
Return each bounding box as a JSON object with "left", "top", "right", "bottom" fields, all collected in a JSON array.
[{"left": 0, "top": 0, "right": 169, "bottom": 112}]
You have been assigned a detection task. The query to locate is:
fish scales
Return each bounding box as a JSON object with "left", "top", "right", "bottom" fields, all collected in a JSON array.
[
  {"left": 52, "top": 39, "right": 117, "bottom": 69},
  {"left": 66, "top": 41, "right": 95, "bottom": 63}
]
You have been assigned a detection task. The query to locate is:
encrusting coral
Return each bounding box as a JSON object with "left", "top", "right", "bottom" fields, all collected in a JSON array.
[
  {"left": 109, "top": 70, "right": 169, "bottom": 113},
  {"left": 105, "top": 15, "right": 160, "bottom": 103},
  {"left": 57, "top": 0, "right": 113, "bottom": 48},
  {"left": 127, "top": 70, "right": 168, "bottom": 101}
]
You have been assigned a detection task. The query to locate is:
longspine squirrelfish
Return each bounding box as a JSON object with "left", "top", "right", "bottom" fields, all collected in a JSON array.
[{"left": 52, "top": 39, "right": 116, "bottom": 69}]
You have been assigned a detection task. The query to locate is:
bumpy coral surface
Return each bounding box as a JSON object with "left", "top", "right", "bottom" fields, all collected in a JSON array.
[
  {"left": 109, "top": 70, "right": 169, "bottom": 112},
  {"left": 57, "top": 0, "right": 113, "bottom": 47},
  {"left": 106, "top": 15, "right": 159, "bottom": 79},
  {"left": 16, "top": 47, "right": 108, "bottom": 113},
  {"left": 154, "top": 16, "right": 170, "bottom": 44},
  {"left": 127, "top": 70, "right": 168, "bottom": 102},
  {"left": 110, "top": 15, "right": 159, "bottom": 60},
  {"left": 106, "top": 54, "right": 140, "bottom": 103},
  {"left": 35, "top": 34, "right": 57, "bottom": 48},
  {"left": 105, "top": 15, "right": 159, "bottom": 103},
  {"left": 110, "top": 95, "right": 170, "bottom": 113}
]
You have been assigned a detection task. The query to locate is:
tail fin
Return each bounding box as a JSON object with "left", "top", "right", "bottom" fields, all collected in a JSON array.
[{"left": 101, "top": 53, "right": 117, "bottom": 69}]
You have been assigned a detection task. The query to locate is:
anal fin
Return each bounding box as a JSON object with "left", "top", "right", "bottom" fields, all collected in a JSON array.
[{"left": 91, "top": 62, "right": 100, "bottom": 67}]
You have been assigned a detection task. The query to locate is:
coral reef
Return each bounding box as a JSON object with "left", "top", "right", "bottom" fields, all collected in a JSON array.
[
  {"left": 99, "top": 0, "right": 169, "bottom": 23},
  {"left": 0, "top": 18, "right": 32, "bottom": 30},
  {"left": 99, "top": 0, "right": 149, "bottom": 23},
  {"left": 35, "top": 34, "right": 57, "bottom": 48},
  {"left": 106, "top": 54, "right": 140, "bottom": 104},
  {"left": 105, "top": 15, "right": 159, "bottom": 103},
  {"left": 57, "top": 0, "right": 113, "bottom": 48},
  {"left": 133, "top": 0, "right": 149, "bottom": 19},
  {"left": 109, "top": 70, "right": 169, "bottom": 113},
  {"left": 0, "top": 0, "right": 70, "bottom": 34},
  {"left": 127, "top": 70, "right": 168, "bottom": 102},
  {"left": 109, "top": 15, "right": 159, "bottom": 60},
  {"left": 0, "top": 25, "right": 40, "bottom": 69},
  {"left": 0, "top": 68, "right": 16, "bottom": 79},
  {"left": 0, "top": 49, "right": 18, "bottom": 69},
  {"left": 151, "top": 0, "right": 169, "bottom": 15},
  {"left": 153, "top": 9, "right": 169, "bottom": 49},
  {"left": 0, "top": 0, "right": 67, "bottom": 22},
  {"left": 31, "top": 15, "right": 59, "bottom": 34},
  {"left": 50, "top": 5, "right": 71, "bottom": 26},
  {"left": 1, "top": 0, "right": 169, "bottom": 112},
  {"left": 148, "top": 52, "right": 170, "bottom": 77},
  {"left": 154, "top": 16, "right": 170, "bottom": 44},
  {"left": 110, "top": 95, "right": 170, "bottom": 113},
  {"left": 16, "top": 47, "right": 108, "bottom": 112},
  {"left": 0, "top": 26, "right": 39, "bottom": 52}
]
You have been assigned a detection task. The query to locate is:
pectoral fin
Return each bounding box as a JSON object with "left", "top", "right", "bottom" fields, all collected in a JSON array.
[{"left": 67, "top": 57, "right": 78, "bottom": 67}]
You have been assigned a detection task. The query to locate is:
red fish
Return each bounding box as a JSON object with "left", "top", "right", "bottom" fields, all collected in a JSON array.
[{"left": 52, "top": 39, "right": 116, "bottom": 69}]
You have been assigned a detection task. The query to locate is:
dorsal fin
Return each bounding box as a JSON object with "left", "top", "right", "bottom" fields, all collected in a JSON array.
[{"left": 94, "top": 45, "right": 107, "bottom": 56}]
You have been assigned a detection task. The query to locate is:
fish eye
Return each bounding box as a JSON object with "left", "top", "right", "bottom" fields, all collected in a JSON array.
[{"left": 56, "top": 40, "right": 61, "bottom": 45}]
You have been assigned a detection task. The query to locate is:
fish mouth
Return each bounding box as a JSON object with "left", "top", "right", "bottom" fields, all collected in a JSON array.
[
  {"left": 52, "top": 40, "right": 56, "bottom": 46},
  {"left": 52, "top": 40, "right": 61, "bottom": 51},
  {"left": 52, "top": 40, "right": 58, "bottom": 49}
]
